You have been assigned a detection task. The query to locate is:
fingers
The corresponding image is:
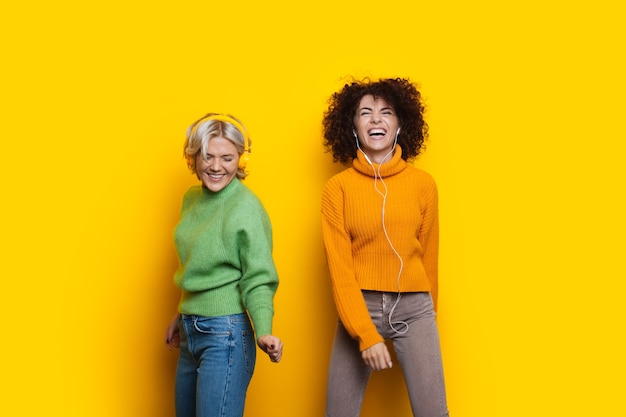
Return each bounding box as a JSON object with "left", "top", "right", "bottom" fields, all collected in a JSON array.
[
  {"left": 165, "top": 333, "right": 180, "bottom": 350},
  {"left": 165, "top": 333, "right": 179, "bottom": 350},
  {"left": 165, "top": 331, "right": 173, "bottom": 351},
  {"left": 382, "top": 349, "right": 393, "bottom": 369},
  {"left": 267, "top": 341, "right": 283, "bottom": 362},
  {"left": 269, "top": 348, "right": 282, "bottom": 362},
  {"left": 382, "top": 346, "right": 392, "bottom": 370},
  {"left": 362, "top": 342, "right": 393, "bottom": 371},
  {"left": 257, "top": 335, "right": 283, "bottom": 363},
  {"left": 165, "top": 314, "right": 181, "bottom": 351}
]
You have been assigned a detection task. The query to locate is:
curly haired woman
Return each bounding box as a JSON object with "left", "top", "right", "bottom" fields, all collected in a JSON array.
[{"left": 321, "top": 78, "right": 449, "bottom": 417}]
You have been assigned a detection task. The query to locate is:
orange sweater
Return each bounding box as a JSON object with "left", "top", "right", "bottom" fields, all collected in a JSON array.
[{"left": 321, "top": 145, "right": 439, "bottom": 351}]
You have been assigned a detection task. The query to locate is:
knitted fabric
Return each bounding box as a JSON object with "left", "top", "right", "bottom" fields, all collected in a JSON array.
[
  {"left": 321, "top": 145, "right": 438, "bottom": 350},
  {"left": 174, "top": 178, "right": 278, "bottom": 338}
]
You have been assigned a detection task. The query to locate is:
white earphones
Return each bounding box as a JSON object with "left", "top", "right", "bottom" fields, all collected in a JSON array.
[
  {"left": 353, "top": 131, "right": 373, "bottom": 165},
  {"left": 353, "top": 128, "right": 400, "bottom": 164},
  {"left": 353, "top": 128, "right": 408, "bottom": 334}
]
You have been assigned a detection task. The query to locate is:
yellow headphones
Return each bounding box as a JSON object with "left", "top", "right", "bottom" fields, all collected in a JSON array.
[{"left": 190, "top": 113, "right": 251, "bottom": 170}]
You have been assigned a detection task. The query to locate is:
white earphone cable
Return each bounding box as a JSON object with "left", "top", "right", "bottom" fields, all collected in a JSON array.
[{"left": 356, "top": 133, "right": 408, "bottom": 334}]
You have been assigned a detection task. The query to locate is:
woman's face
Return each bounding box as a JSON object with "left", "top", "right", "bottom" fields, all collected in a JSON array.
[
  {"left": 195, "top": 136, "right": 239, "bottom": 193},
  {"left": 353, "top": 94, "right": 399, "bottom": 163}
]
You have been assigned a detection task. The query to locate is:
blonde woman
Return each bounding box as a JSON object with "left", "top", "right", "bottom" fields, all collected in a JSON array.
[{"left": 165, "top": 113, "right": 283, "bottom": 417}]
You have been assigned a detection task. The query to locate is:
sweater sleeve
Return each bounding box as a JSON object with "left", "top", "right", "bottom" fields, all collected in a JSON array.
[
  {"left": 237, "top": 201, "right": 279, "bottom": 339},
  {"left": 321, "top": 178, "right": 384, "bottom": 351},
  {"left": 419, "top": 175, "right": 440, "bottom": 311}
]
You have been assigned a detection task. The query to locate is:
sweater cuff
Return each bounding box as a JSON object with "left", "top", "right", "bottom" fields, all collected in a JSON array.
[
  {"left": 358, "top": 329, "right": 384, "bottom": 352},
  {"left": 247, "top": 306, "right": 274, "bottom": 339}
]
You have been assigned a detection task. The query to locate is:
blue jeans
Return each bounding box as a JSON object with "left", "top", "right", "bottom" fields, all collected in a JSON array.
[
  {"left": 326, "top": 291, "right": 449, "bottom": 417},
  {"left": 175, "top": 313, "right": 256, "bottom": 417}
]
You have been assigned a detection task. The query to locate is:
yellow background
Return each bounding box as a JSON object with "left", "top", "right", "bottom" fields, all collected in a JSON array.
[{"left": 2, "top": 1, "right": 625, "bottom": 416}]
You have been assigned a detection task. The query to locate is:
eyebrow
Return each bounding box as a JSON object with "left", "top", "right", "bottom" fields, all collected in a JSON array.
[
  {"left": 358, "top": 106, "right": 394, "bottom": 112},
  {"left": 204, "top": 152, "right": 237, "bottom": 158}
]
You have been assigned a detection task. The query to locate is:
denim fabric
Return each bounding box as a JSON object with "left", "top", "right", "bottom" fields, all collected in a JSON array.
[
  {"left": 326, "top": 291, "right": 449, "bottom": 417},
  {"left": 175, "top": 313, "right": 256, "bottom": 417}
]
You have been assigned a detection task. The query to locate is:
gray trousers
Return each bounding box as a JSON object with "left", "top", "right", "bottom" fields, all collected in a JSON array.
[{"left": 325, "top": 291, "right": 449, "bottom": 417}]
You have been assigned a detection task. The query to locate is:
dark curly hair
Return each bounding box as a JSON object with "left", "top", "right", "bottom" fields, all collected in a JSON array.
[{"left": 322, "top": 77, "right": 429, "bottom": 164}]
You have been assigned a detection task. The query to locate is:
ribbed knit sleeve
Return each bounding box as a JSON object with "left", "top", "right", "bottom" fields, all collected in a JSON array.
[
  {"left": 321, "top": 148, "right": 441, "bottom": 350},
  {"left": 237, "top": 199, "right": 279, "bottom": 338},
  {"left": 322, "top": 177, "right": 384, "bottom": 351},
  {"left": 174, "top": 180, "right": 278, "bottom": 339},
  {"left": 418, "top": 176, "right": 439, "bottom": 311}
]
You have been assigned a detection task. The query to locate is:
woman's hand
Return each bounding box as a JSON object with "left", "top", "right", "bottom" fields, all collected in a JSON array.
[
  {"left": 362, "top": 342, "right": 392, "bottom": 371},
  {"left": 257, "top": 335, "right": 283, "bottom": 363},
  {"left": 165, "top": 313, "right": 181, "bottom": 351}
]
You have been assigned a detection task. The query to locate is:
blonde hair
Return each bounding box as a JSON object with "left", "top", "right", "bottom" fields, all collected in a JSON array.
[{"left": 183, "top": 113, "right": 251, "bottom": 180}]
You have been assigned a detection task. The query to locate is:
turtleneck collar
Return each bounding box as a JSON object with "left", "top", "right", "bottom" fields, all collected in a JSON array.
[
  {"left": 352, "top": 144, "right": 407, "bottom": 178},
  {"left": 201, "top": 177, "right": 241, "bottom": 198}
]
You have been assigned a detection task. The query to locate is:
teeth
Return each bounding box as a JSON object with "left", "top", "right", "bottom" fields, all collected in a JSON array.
[{"left": 368, "top": 128, "right": 386, "bottom": 136}]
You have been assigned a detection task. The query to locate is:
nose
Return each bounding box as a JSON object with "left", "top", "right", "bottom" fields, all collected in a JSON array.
[
  {"left": 209, "top": 159, "right": 221, "bottom": 171},
  {"left": 371, "top": 111, "right": 382, "bottom": 123}
]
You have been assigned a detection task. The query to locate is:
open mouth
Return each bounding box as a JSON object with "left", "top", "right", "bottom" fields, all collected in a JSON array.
[{"left": 368, "top": 128, "right": 387, "bottom": 138}]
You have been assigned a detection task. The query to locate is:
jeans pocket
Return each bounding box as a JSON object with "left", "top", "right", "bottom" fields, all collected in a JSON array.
[
  {"left": 241, "top": 329, "right": 256, "bottom": 375},
  {"left": 192, "top": 316, "right": 231, "bottom": 335}
]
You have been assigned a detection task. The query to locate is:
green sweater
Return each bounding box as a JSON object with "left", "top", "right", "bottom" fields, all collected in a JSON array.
[{"left": 173, "top": 178, "right": 278, "bottom": 338}]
